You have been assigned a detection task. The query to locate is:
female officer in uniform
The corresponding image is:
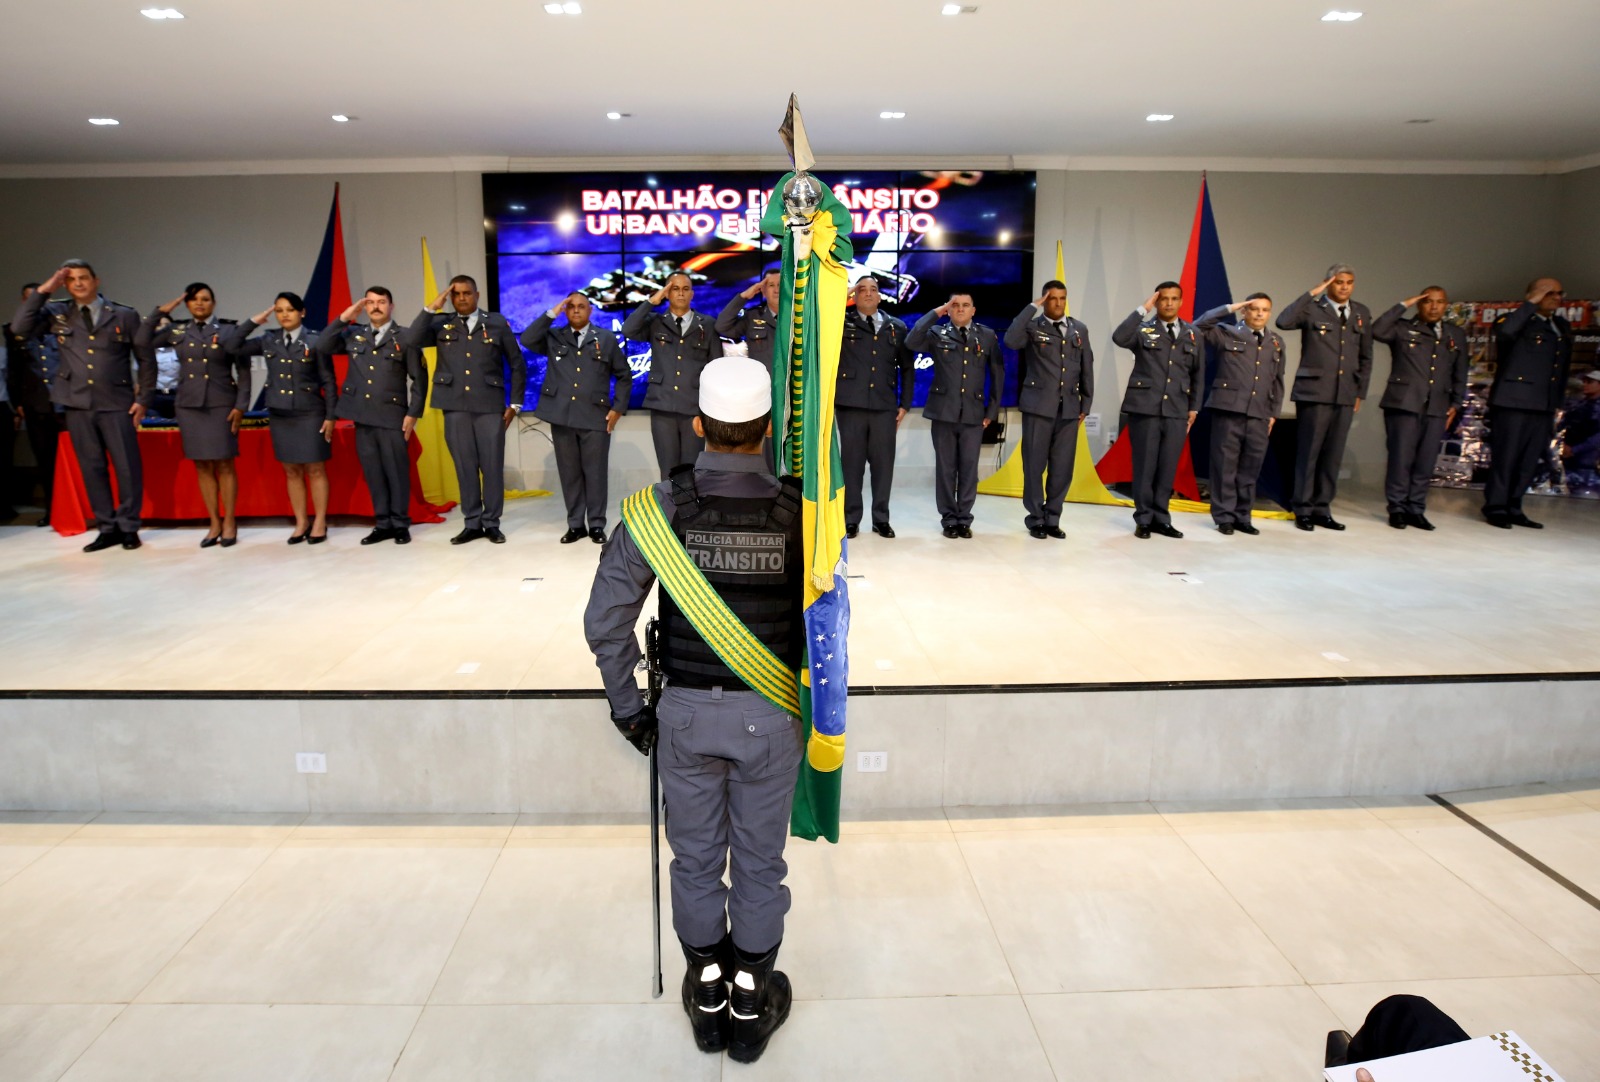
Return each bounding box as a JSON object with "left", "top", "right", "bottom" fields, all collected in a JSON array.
[
  {"left": 227, "top": 292, "right": 335, "bottom": 544},
  {"left": 137, "top": 283, "right": 250, "bottom": 547}
]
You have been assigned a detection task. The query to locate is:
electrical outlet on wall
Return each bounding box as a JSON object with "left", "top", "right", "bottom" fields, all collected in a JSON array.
[{"left": 856, "top": 751, "right": 888, "bottom": 773}]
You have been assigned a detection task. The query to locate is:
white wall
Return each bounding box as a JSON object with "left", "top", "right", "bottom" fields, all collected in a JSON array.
[{"left": 0, "top": 165, "right": 1575, "bottom": 490}]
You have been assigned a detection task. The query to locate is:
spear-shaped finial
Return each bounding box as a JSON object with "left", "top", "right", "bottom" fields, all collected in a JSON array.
[{"left": 778, "top": 93, "right": 814, "bottom": 173}]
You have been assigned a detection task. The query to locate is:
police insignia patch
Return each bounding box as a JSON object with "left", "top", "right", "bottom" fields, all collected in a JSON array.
[{"left": 684, "top": 529, "right": 787, "bottom": 574}]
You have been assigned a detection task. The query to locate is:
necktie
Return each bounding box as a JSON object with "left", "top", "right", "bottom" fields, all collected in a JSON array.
[
  {"left": 1338, "top": 306, "right": 1348, "bottom": 326},
  {"left": 676, "top": 315, "right": 686, "bottom": 338},
  {"left": 958, "top": 325, "right": 969, "bottom": 346},
  {"left": 80, "top": 306, "right": 93, "bottom": 333},
  {"left": 1054, "top": 321, "right": 1065, "bottom": 338},
  {"left": 1254, "top": 329, "right": 1264, "bottom": 345},
  {"left": 1165, "top": 322, "right": 1176, "bottom": 340},
  {"left": 1431, "top": 323, "right": 1441, "bottom": 340}
]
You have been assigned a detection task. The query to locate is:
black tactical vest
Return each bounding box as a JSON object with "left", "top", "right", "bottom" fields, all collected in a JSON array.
[{"left": 659, "top": 465, "right": 804, "bottom": 688}]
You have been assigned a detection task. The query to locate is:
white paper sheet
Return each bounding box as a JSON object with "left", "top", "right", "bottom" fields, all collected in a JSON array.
[{"left": 1324, "top": 1031, "right": 1564, "bottom": 1082}]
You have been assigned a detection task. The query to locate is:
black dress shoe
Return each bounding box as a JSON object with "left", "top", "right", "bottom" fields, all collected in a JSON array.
[
  {"left": 559, "top": 527, "right": 586, "bottom": 544},
  {"left": 845, "top": 524, "right": 859, "bottom": 539},
  {"left": 1407, "top": 512, "right": 1436, "bottom": 531},
  {"left": 1134, "top": 524, "right": 1152, "bottom": 539},
  {"left": 200, "top": 534, "right": 221, "bottom": 549},
  {"left": 1294, "top": 516, "right": 1314, "bottom": 531},
  {"left": 306, "top": 532, "right": 326, "bottom": 545},
  {"left": 83, "top": 530, "right": 122, "bottom": 553},
  {"left": 1217, "top": 523, "right": 1235, "bottom": 535},
  {"left": 1235, "top": 522, "right": 1259, "bottom": 535},
  {"left": 1151, "top": 522, "right": 1183, "bottom": 538},
  {"left": 484, "top": 527, "right": 507, "bottom": 543},
  {"left": 872, "top": 523, "right": 895, "bottom": 538},
  {"left": 1028, "top": 526, "right": 1048, "bottom": 539},
  {"left": 393, "top": 528, "right": 412, "bottom": 544},
  {"left": 451, "top": 527, "right": 486, "bottom": 545},
  {"left": 1509, "top": 512, "right": 1543, "bottom": 529},
  {"left": 1388, "top": 511, "right": 1408, "bottom": 529},
  {"left": 1045, "top": 526, "right": 1065, "bottom": 539},
  {"left": 120, "top": 531, "right": 142, "bottom": 550},
  {"left": 220, "top": 535, "right": 238, "bottom": 548},
  {"left": 1484, "top": 511, "right": 1512, "bottom": 529},
  {"left": 957, "top": 525, "right": 972, "bottom": 538},
  {"left": 588, "top": 527, "right": 606, "bottom": 544},
  {"left": 361, "top": 528, "right": 392, "bottom": 546},
  {"left": 1310, "top": 514, "right": 1345, "bottom": 530},
  {"left": 35, "top": 516, "right": 51, "bottom": 528},
  {"left": 942, "top": 526, "right": 960, "bottom": 539},
  {"left": 287, "top": 531, "right": 308, "bottom": 545}
]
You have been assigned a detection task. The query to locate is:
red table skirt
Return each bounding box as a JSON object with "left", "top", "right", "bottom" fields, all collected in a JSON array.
[{"left": 52, "top": 420, "right": 452, "bottom": 537}]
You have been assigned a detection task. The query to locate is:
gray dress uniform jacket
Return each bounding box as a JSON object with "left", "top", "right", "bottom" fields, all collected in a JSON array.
[
  {"left": 714, "top": 298, "right": 780, "bottom": 371},
  {"left": 11, "top": 291, "right": 154, "bottom": 411},
  {"left": 520, "top": 314, "right": 631, "bottom": 431},
  {"left": 1488, "top": 302, "right": 1571, "bottom": 413},
  {"left": 1276, "top": 292, "right": 1373, "bottom": 406},
  {"left": 907, "top": 313, "right": 1004, "bottom": 425},
  {"left": 837, "top": 311, "right": 914, "bottom": 411},
  {"left": 1372, "top": 306, "right": 1468, "bottom": 417},
  {"left": 402, "top": 308, "right": 527, "bottom": 414},
  {"left": 620, "top": 304, "right": 723, "bottom": 414},
  {"left": 226, "top": 322, "right": 336, "bottom": 418},
  {"left": 1194, "top": 307, "right": 1285, "bottom": 419},
  {"left": 1111, "top": 311, "right": 1204, "bottom": 418},
  {"left": 4, "top": 318, "right": 61, "bottom": 414},
  {"left": 318, "top": 321, "right": 426, "bottom": 427},
  {"left": 136, "top": 315, "right": 252, "bottom": 411},
  {"left": 1003, "top": 307, "right": 1093, "bottom": 418}
]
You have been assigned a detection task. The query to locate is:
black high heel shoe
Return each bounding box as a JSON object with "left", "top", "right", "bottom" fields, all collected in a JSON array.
[
  {"left": 287, "top": 531, "right": 309, "bottom": 545},
  {"left": 307, "top": 532, "right": 327, "bottom": 545},
  {"left": 200, "top": 535, "right": 221, "bottom": 549},
  {"left": 220, "top": 535, "right": 238, "bottom": 548}
]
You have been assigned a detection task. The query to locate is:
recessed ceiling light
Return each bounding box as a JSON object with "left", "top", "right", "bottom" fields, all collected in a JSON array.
[
  {"left": 605, "top": 111, "right": 629, "bottom": 120},
  {"left": 1321, "top": 10, "right": 1362, "bottom": 21},
  {"left": 942, "top": 4, "right": 979, "bottom": 13},
  {"left": 998, "top": 230, "right": 1011, "bottom": 245},
  {"left": 509, "top": 204, "right": 526, "bottom": 211},
  {"left": 331, "top": 114, "right": 351, "bottom": 123},
  {"left": 140, "top": 7, "right": 184, "bottom": 18},
  {"left": 1405, "top": 118, "right": 1434, "bottom": 124},
  {"left": 1146, "top": 114, "right": 1174, "bottom": 122},
  {"left": 879, "top": 111, "right": 905, "bottom": 120},
  {"left": 543, "top": 1, "right": 581, "bottom": 12},
  {"left": 88, "top": 118, "right": 120, "bottom": 126}
]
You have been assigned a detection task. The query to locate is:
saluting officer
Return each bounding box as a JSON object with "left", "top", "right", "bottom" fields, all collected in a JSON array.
[
  {"left": 584, "top": 356, "right": 802, "bottom": 1064},
  {"left": 520, "top": 291, "right": 630, "bottom": 544},
  {"left": 1194, "top": 294, "right": 1285, "bottom": 535},
  {"left": 907, "top": 292, "right": 1004, "bottom": 538},
  {"left": 11, "top": 260, "right": 154, "bottom": 552},
  {"left": 622, "top": 271, "right": 724, "bottom": 479},
  {"left": 1276, "top": 264, "right": 1373, "bottom": 531},
  {"left": 1372, "top": 287, "right": 1468, "bottom": 530},
  {"left": 714, "top": 269, "right": 781, "bottom": 372},
  {"left": 1112, "top": 281, "right": 1203, "bottom": 539},
  {"left": 402, "top": 274, "right": 526, "bottom": 545},
  {"left": 228, "top": 292, "right": 336, "bottom": 544},
  {"left": 137, "top": 283, "right": 249, "bottom": 547},
  {"left": 836, "top": 277, "right": 914, "bottom": 539},
  {"left": 1003, "top": 279, "right": 1092, "bottom": 540},
  {"left": 318, "top": 286, "right": 426, "bottom": 545},
  {"left": 4, "top": 282, "right": 63, "bottom": 527},
  {"left": 1482, "top": 278, "right": 1570, "bottom": 528}
]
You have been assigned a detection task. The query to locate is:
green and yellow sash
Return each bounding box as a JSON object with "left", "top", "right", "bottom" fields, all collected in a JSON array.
[{"left": 620, "top": 486, "right": 801, "bottom": 718}]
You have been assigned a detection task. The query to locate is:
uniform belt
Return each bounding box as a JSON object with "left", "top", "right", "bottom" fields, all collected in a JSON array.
[{"left": 665, "top": 676, "right": 755, "bottom": 695}]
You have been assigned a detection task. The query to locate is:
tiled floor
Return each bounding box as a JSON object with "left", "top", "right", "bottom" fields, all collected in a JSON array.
[
  {"left": 1, "top": 484, "right": 1596, "bottom": 691},
  {"left": 0, "top": 781, "right": 1597, "bottom": 1080}
]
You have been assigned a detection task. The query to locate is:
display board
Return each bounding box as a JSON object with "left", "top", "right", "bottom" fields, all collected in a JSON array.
[{"left": 483, "top": 170, "right": 1036, "bottom": 410}]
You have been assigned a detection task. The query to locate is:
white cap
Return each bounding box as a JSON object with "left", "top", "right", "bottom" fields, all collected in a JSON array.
[
  {"left": 698, "top": 357, "right": 771, "bottom": 423},
  {"left": 1584, "top": 370, "right": 1600, "bottom": 382}
]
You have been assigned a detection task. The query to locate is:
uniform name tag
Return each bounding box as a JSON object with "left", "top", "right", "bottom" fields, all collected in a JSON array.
[{"left": 684, "top": 530, "right": 786, "bottom": 573}]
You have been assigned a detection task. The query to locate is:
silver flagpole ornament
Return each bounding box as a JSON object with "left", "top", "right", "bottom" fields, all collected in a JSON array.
[{"left": 778, "top": 95, "right": 823, "bottom": 260}]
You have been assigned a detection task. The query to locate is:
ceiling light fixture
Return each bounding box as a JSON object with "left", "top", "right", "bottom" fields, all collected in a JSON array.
[
  {"left": 879, "top": 111, "right": 905, "bottom": 120},
  {"left": 605, "top": 111, "right": 629, "bottom": 120},
  {"left": 331, "top": 114, "right": 351, "bottom": 122},
  {"left": 140, "top": 7, "right": 184, "bottom": 18},
  {"left": 556, "top": 212, "right": 577, "bottom": 231},
  {"left": 509, "top": 204, "right": 526, "bottom": 211},
  {"left": 543, "top": 1, "right": 581, "bottom": 12},
  {"left": 88, "top": 118, "right": 120, "bottom": 126},
  {"left": 1146, "top": 113, "right": 1174, "bottom": 122},
  {"left": 1405, "top": 118, "right": 1434, "bottom": 124},
  {"left": 1321, "top": 10, "right": 1362, "bottom": 21},
  {"left": 998, "top": 230, "right": 1011, "bottom": 245}
]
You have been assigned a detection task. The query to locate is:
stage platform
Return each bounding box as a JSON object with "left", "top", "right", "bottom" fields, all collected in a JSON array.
[{"left": 1, "top": 479, "right": 1597, "bottom": 815}]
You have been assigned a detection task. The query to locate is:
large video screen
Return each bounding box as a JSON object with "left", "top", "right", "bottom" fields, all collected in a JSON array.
[{"left": 484, "top": 170, "right": 1036, "bottom": 411}]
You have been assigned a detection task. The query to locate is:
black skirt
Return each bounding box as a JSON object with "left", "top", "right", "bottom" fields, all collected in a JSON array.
[
  {"left": 268, "top": 410, "right": 332, "bottom": 464},
  {"left": 176, "top": 404, "right": 238, "bottom": 460}
]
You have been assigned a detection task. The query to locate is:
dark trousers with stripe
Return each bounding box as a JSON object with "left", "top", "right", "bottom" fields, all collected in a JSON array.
[
  {"left": 1483, "top": 405, "right": 1554, "bottom": 516},
  {"left": 65, "top": 408, "right": 143, "bottom": 534}
]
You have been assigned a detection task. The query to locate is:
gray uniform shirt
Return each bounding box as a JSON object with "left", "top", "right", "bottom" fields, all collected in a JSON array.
[
  {"left": 318, "top": 320, "right": 427, "bottom": 427},
  {"left": 619, "top": 304, "right": 724, "bottom": 415},
  {"left": 1371, "top": 305, "right": 1468, "bottom": 417},
  {"left": 714, "top": 297, "right": 781, "bottom": 371},
  {"left": 837, "top": 310, "right": 914, "bottom": 412},
  {"left": 1003, "top": 305, "right": 1094, "bottom": 419},
  {"left": 226, "top": 322, "right": 337, "bottom": 418},
  {"left": 520, "top": 314, "right": 631, "bottom": 431},
  {"left": 584, "top": 451, "right": 779, "bottom": 717},
  {"left": 1276, "top": 292, "right": 1374, "bottom": 406},
  {"left": 11, "top": 290, "right": 154, "bottom": 411},
  {"left": 1112, "top": 310, "right": 1204, "bottom": 419},
  {"left": 401, "top": 308, "right": 527, "bottom": 414},
  {"left": 136, "top": 314, "right": 251, "bottom": 411},
  {"left": 1489, "top": 302, "right": 1571, "bottom": 414},
  {"left": 907, "top": 312, "right": 1004, "bottom": 426},
  {"left": 1193, "top": 306, "right": 1286, "bottom": 419}
]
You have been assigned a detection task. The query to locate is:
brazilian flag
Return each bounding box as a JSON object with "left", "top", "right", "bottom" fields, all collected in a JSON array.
[{"left": 760, "top": 174, "right": 853, "bottom": 844}]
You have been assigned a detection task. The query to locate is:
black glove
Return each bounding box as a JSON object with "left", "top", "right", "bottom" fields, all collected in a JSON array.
[{"left": 612, "top": 705, "right": 657, "bottom": 756}]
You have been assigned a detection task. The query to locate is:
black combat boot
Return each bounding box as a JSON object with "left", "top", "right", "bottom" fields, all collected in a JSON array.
[
  {"left": 680, "top": 936, "right": 732, "bottom": 1053},
  {"left": 727, "top": 942, "right": 791, "bottom": 1064}
]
